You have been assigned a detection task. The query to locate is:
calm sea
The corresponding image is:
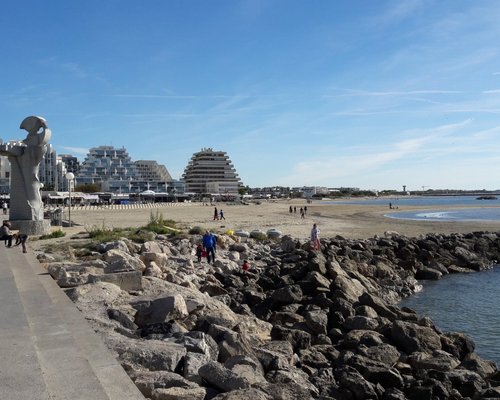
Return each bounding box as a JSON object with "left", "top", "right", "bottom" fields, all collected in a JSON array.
[
  {"left": 400, "top": 266, "right": 500, "bottom": 366},
  {"left": 328, "top": 196, "right": 500, "bottom": 365},
  {"left": 325, "top": 195, "right": 500, "bottom": 222}
]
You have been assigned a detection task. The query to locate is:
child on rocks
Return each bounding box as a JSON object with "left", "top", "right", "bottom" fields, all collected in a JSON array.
[{"left": 196, "top": 241, "right": 203, "bottom": 262}]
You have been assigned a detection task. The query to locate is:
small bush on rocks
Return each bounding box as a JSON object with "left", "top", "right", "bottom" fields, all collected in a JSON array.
[
  {"left": 39, "top": 229, "right": 66, "bottom": 240},
  {"left": 189, "top": 226, "right": 205, "bottom": 235}
]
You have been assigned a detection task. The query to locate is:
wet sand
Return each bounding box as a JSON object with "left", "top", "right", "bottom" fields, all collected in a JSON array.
[{"left": 63, "top": 199, "right": 500, "bottom": 240}]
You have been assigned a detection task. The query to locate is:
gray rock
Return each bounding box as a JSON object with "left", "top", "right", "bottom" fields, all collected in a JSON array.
[
  {"left": 266, "top": 367, "right": 319, "bottom": 397},
  {"left": 280, "top": 236, "right": 297, "bottom": 252},
  {"left": 253, "top": 382, "right": 315, "bottom": 400},
  {"left": 271, "top": 285, "right": 303, "bottom": 304},
  {"left": 88, "top": 270, "right": 143, "bottom": 291},
  {"left": 415, "top": 267, "right": 442, "bottom": 280},
  {"left": 446, "top": 369, "right": 486, "bottom": 398},
  {"left": 98, "top": 240, "right": 130, "bottom": 254},
  {"left": 141, "top": 240, "right": 163, "bottom": 254},
  {"left": 305, "top": 309, "right": 328, "bottom": 335},
  {"left": 134, "top": 294, "right": 188, "bottom": 327},
  {"left": 198, "top": 361, "right": 251, "bottom": 392},
  {"left": 460, "top": 352, "right": 497, "bottom": 378},
  {"left": 358, "top": 343, "right": 400, "bottom": 366},
  {"left": 391, "top": 320, "right": 442, "bottom": 354},
  {"left": 183, "top": 352, "right": 211, "bottom": 384},
  {"left": 355, "top": 305, "right": 378, "bottom": 319},
  {"left": 407, "top": 350, "right": 460, "bottom": 371},
  {"left": 114, "top": 337, "right": 187, "bottom": 371},
  {"left": 152, "top": 386, "right": 206, "bottom": 400},
  {"left": 224, "top": 355, "right": 266, "bottom": 385},
  {"left": 343, "top": 330, "right": 386, "bottom": 348},
  {"left": 212, "top": 388, "right": 272, "bottom": 400},
  {"left": 333, "top": 275, "right": 365, "bottom": 303},
  {"left": 104, "top": 249, "right": 146, "bottom": 273},
  {"left": 337, "top": 368, "right": 379, "bottom": 399},
  {"left": 133, "top": 370, "right": 204, "bottom": 400},
  {"left": 358, "top": 293, "right": 397, "bottom": 320},
  {"left": 343, "top": 316, "right": 379, "bottom": 331},
  {"left": 441, "top": 331, "right": 475, "bottom": 360}
]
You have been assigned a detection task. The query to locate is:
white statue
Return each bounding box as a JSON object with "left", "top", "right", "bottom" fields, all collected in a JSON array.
[{"left": 0, "top": 116, "right": 51, "bottom": 221}]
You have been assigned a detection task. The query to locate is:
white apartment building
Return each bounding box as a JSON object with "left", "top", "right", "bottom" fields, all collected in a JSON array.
[{"left": 182, "top": 148, "right": 243, "bottom": 194}]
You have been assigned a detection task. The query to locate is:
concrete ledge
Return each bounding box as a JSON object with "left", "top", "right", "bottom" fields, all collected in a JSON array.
[{"left": 0, "top": 244, "right": 145, "bottom": 399}]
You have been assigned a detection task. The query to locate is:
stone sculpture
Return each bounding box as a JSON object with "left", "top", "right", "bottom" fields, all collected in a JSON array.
[{"left": 0, "top": 116, "right": 51, "bottom": 234}]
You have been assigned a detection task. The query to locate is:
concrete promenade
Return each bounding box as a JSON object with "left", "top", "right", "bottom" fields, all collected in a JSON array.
[{"left": 0, "top": 243, "right": 145, "bottom": 399}]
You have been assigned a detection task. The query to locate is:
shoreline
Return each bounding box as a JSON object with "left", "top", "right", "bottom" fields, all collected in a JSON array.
[{"left": 57, "top": 199, "right": 500, "bottom": 241}]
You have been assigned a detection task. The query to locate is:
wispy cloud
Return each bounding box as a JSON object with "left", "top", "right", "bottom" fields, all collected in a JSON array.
[
  {"left": 61, "top": 62, "right": 88, "bottom": 79},
  {"left": 58, "top": 146, "right": 89, "bottom": 155},
  {"left": 281, "top": 119, "right": 474, "bottom": 186},
  {"left": 329, "top": 89, "right": 463, "bottom": 98}
]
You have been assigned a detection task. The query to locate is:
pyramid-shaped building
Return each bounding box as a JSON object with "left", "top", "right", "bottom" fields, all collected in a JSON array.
[{"left": 182, "top": 148, "right": 243, "bottom": 194}]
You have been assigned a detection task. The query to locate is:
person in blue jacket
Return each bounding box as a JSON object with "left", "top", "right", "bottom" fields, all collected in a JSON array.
[{"left": 202, "top": 230, "right": 216, "bottom": 263}]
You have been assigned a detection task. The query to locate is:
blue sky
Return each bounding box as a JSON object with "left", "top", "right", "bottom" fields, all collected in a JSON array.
[{"left": 1, "top": 0, "right": 500, "bottom": 191}]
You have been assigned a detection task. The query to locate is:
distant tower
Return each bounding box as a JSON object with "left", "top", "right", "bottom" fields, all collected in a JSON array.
[
  {"left": 182, "top": 148, "right": 243, "bottom": 194},
  {"left": 402, "top": 185, "right": 406, "bottom": 193}
]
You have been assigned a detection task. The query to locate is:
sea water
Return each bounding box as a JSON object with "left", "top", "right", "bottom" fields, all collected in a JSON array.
[
  {"left": 325, "top": 195, "right": 500, "bottom": 222},
  {"left": 386, "top": 207, "right": 500, "bottom": 222},
  {"left": 399, "top": 266, "right": 500, "bottom": 366}
]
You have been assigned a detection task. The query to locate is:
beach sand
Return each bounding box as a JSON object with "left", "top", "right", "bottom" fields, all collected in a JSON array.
[{"left": 62, "top": 199, "right": 500, "bottom": 240}]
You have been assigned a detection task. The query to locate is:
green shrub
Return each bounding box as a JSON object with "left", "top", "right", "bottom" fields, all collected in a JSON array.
[
  {"left": 39, "top": 230, "right": 66, "bottom": 240},
  {"left": 85, "top": 223, "right": 125, "bottom": 243},
  {"left": 251, "top": 232, "right": 268, "bottom": 241},
  {"left": 189, "top": 226, "right": 204, "bottom": 235},
  {"left": 143, "top": 211, "right": 179, "bottom": 235}
]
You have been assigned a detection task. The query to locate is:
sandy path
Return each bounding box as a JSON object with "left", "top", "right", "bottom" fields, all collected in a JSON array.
[{"left": 63, "top": 199, "right": 500, "bottom": 240}]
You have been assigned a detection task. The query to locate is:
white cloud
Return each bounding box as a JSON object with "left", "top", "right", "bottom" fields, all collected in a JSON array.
[
  {"left": 58, "top": 146, "right": 89, "bottom": 156},
  {"left": 280, "top": 119, "right": 478, "bottom": 187}
]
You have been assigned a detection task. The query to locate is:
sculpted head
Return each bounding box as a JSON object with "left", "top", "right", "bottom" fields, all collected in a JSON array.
[{"left": 20, "top": 116, "right": 51, "bottom": 146}]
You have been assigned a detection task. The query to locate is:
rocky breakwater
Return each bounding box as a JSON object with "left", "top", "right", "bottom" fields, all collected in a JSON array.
[{"left": 39, "top": 231, "right": 500, "bottom": 399}]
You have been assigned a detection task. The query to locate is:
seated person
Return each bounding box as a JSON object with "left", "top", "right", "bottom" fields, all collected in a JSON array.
[{"left": 0, "top": 220, "right": 13, "bottom": 247}]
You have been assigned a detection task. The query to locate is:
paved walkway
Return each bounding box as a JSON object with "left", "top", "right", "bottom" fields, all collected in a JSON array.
[{"left": 0, "top": 242, "right": 145, "bottom": 399}]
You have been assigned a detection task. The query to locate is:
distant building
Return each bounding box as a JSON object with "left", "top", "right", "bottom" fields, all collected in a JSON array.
[
  {"left": 182, "top": 148, "right": 243, "bottom": 194},
  {"left": 77, "top": 146, "right": 139, "bottom": 193},
  {"left": 39, "top": 144, "right": 58, "bottom": 191},
  {"left": 76, "top": 146, "right": 174, "bottom": 194},
  {"left": 134, "top": 160, "right": 172, "bottom": 182},
  {"left": 0, "top": 155, "right": 10, "bottom": 194},
  {"left": 60, "top": 154, "right": 80, "bottom": 174}
]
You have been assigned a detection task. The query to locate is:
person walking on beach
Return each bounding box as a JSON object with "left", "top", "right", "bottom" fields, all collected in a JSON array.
[
  {"left": 213, "top": 207, "right": 219, "bottom": 220},
  {"left": 311, "top": 223, "right": 320, "bottom": 251},
  {"left": 1, "top": 202, "right": 7, "bottom": 215},
  {"left": 304, "top": 205, "right": 307, "bottom": 215},
  {"left": 289, "top": 205, "right": 293, "bottom": 214},
  {"left": 202, "top": 230, "right": 216, "bottom": 263},
  {"left": 300, "top": 207, "right": 304, "bottom": 219},
  {"left": 219, "top": 209, "right": 225, "bottom": 220}
]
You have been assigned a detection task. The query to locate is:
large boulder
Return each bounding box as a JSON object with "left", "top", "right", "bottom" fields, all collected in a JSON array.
[
  {"left": 104, "top": 249, "right": 146, "bottom": 273},
  {"left": 271, "top": 285, "right": 303, "bottom": 304},
  {"left": 198, "top": 362, "right": 251, "bottom": 392},
  {"left": 132, "top": 370, "right": 205, "bottom": 400},
  {"left": 134, "top": 294, "right": 189, "bottom": 327},
  {"left": 390, "top": 320, "right": 442, "bottom": 354}
]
